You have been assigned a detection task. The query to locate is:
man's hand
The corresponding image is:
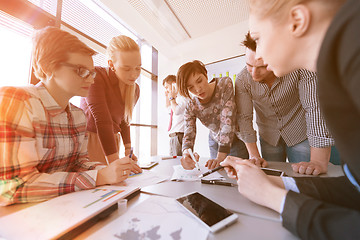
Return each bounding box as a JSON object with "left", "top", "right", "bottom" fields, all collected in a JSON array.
[
  {"left": 221, "top": 156, "right": 287, "bottom": 213},
  {"left": 291, "top": 160, "right": 327, "bottom": 175}
]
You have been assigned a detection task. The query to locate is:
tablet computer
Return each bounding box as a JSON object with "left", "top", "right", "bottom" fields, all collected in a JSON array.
[{"left": 176, "top": 192, "right": 237, "bottom": 232}]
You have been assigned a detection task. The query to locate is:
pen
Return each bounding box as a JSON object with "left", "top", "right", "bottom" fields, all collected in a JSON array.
[
  {"left": 161, "top": 156, "right": 177, "bottom": 160},
  {"left": 129, "top": 147, "right": 133, "bottom": 158},
  {"left": 201, "top": 179, "right": 234, "bottom": 187},
  {"left": 187, "top": 149, "right": 200, "bottom": 171},
  {"left": 199, "top": 165, "right": 224, "bottom": 178}
]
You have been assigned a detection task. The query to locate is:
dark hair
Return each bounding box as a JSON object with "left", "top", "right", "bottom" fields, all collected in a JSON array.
[
  {"left": 177, "top": 60, "right": 207, "bottom": 99},
  {"left": 242, "top": 31, "right": 257, "bottom": 51},
  {"left": 162, "top": 75, "right": 176, "bottom": 86}
]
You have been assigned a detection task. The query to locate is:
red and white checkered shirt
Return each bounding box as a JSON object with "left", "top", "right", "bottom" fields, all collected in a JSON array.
[{"left": 0, "top": 83, "right": 104, "bottom": 205}]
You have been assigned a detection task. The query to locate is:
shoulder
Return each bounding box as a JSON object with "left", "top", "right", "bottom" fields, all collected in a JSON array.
[
  {"left": 0, "top": 86, "right": 33, "bottom": 102},
  {"left": 318, "top": 0, "right": 360, "bottom": 77},
  {"left": 236, "top": 67, "right": 250, "bottom": 81},
  {"left": 217, "top": 77, "right": 233, "bottom": 87},
  {"left": 92, "top": 67, "right": 109, "bottom": 86},
  {"left": 0, "top": 86, "right": 36, "bottom": 121},
  {"left": 289, "top": 69, "right": 317, "bottom": 80},
  {"left": 216, "top": 77, "right": 234, "bottom": 95}
]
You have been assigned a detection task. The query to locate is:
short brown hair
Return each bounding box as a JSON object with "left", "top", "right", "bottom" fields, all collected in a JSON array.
[
  {"left": 162, "top": 75, "right": 176, "bottom": 86},
  {"left": 177, "top": 60, "right": 207, "bottom": 99},
  {"left": 32, "top": 26, "right": 97, "bottom": 81},
  {"left": 242, "top": 31, "right": 256, "bottom": 51}
]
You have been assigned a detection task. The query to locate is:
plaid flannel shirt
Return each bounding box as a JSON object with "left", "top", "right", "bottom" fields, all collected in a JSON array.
[{"left": 0, "top": 83, "right": 104, "bottom": 205}]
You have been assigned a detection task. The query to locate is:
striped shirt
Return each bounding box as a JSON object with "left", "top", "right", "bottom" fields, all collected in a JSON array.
[
  {"left": 235, "top": 67, "right": 334, "bottom": 148},
  {"left": 183, "top": 77, "right": 236, "bottom": 154},
  {"left": 0, "top": 83, "right": 104, "bottom": 206}
]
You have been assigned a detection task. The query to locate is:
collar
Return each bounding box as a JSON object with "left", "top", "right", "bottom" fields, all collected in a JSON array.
[{"left": 35, "top": 82, "right": 72, "bottom": 117}]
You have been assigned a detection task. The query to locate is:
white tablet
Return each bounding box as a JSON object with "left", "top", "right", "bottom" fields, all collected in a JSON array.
[{"left": 176, "top": 192, "right": 238, "bottom": 232}]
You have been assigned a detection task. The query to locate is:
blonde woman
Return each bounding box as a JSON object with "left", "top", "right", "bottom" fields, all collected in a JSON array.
[
  {"left": 81, "top": 35, "right": 141, "bottom": 173},
  {"left": 221, "top": 0, "right": 360, "bottom": 239}
]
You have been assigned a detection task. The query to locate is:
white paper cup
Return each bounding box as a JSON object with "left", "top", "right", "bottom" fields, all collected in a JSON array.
[{"left": 117, "top": 199, "right": 128, "bottom": 215}]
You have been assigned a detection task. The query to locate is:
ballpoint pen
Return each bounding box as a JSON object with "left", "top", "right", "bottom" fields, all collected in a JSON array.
[
  {"left": 187, "top": 149, "right": 200, "bottom": 171},
  {"left": 201, "top": 179, "right": 234, "bottom": 187},
  {"left": 129, "top": 147, "right": 133, "bottom": 159},
  {"left": 199, "top": 165, "right": 224, "bottom": 178}
]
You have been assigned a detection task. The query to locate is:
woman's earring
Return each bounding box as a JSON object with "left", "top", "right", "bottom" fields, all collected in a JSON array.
[{"left": 110, "top": 67, "right": 115, "bottom": 72}]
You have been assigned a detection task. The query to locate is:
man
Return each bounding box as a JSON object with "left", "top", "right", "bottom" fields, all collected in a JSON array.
[
  {"left": 235, "top": 32, "right": 339, "bottom": 175},
  {"left": 163, "top": 75, "right": 187, "bottom": 156}
]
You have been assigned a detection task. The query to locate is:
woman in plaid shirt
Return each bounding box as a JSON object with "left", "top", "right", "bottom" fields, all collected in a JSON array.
[{"left": 0, "top": 27, "right": 136, "bottom": 206}]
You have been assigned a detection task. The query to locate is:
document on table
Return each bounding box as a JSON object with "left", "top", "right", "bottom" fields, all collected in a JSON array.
[
  {"left": 0, "top": 185, "right": 138, "bottom": 240},
  {"left": 171, "top": 164, "right": 225, "bottom": 181},
  {"left": 115, "top": 170, "right": 169, "bottom": 188},
  {"left": 87, "top": 195, "right": 209, "bottom": 240}
]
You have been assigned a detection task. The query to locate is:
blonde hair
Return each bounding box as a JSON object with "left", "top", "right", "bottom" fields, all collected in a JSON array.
[
  {"left": 249, "top": 0, "right": 345, "bottom": 22},
  {"left": 32, "top": 26, "right": 96, "bottom": 81},
  {"left": 107, "top": 35, "right": 140, "bottom": 123}
]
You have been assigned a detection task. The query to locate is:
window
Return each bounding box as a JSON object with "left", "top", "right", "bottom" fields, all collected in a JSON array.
[
  {"left": 0, "top": 11, "right": 33, "bottom": 87},
  {"left": 1, "top": 0, "right": 158, "bottom": 161}
]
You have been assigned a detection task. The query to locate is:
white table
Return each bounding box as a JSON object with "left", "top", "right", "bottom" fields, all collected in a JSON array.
[
  {"left": 75, "top": 156, "right": 343, "bottom": 240},
  {"left": 0, "top": 156, "right": 343, "bottom": 240}
]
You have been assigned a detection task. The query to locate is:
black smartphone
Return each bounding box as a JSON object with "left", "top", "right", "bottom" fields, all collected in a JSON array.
[
  {"left": 261, "top": 168, "right": 286, "bottom": 176},
  {"left": 176, "top": 192, "right": 237, "bottom": 232}
]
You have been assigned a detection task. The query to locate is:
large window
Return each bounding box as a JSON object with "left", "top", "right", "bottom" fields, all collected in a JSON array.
[
  {"left": 0, "top": 11, "right": 33, "bottom": 87},
  {"left": 0, "top": 0, "right": 158, "bottom": 161}
]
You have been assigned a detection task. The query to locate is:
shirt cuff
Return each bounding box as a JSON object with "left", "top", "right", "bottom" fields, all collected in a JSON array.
[{"left": 282, "top": 177, "right": 300, "bottom": 193}]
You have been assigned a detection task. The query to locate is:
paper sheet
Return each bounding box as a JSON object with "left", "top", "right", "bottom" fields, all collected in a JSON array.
[
  {"left": 87, "top": 195, "right": 209, "bottom": 240},
  {"left": 171, "top": 165, "right": 225, "bottom": 181},
  {"left": 115, "top": 170, "right": 169, "bottom": 188},
  {"left": 0, "top": 186, "right": 138, "bottom": 240}
]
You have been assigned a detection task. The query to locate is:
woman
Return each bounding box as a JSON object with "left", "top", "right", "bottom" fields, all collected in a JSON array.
[
  {"left": 177, "top": 60, "right": 248, "bottom": 170},
  {"left": 0, "top": 27, "right": 133, "bottom": 205},
  {"left": 81, "top": 35, "right": 141, "bottom": 170},
  {"left": 222, "top": 0, "right": 360, "bottom": 239}
]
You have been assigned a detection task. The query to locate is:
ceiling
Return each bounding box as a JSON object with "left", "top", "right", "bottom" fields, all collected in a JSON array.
[
  {"left": 127, "top": 0, "right": 249, "bottom": 44},
  {"left": 99, "top": 0, "right": 250, "bottom": 61}
]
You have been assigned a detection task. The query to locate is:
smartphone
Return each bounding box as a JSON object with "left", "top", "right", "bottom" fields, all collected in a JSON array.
[
  {"left": 176, "top": 192, "right": 238, "bottom": 232},
  {"left": 139, "top": 161, "right": 158, "bottom": 169},
  {"left": 261, "top": 168, "right": 286, "bottom": 176}
]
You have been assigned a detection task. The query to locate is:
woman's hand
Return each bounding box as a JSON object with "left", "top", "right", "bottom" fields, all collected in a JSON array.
[
  {"left": 181, "top": 150, "right": 200, "bottom": 170},
  {"left": 96, "top": 157, "right": 132, "bottom": 185}
]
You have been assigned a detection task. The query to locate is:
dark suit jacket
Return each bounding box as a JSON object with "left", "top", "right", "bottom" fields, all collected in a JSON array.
[{"left": 282, "top": 0, "right": 360, "bottom": 239}]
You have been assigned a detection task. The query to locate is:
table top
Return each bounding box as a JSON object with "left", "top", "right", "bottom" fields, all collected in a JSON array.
[{"left": 0, "top": 156, "right": 343, "bottom": 240}]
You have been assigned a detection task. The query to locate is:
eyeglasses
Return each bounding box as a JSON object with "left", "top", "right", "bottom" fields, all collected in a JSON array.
[{"left": 60, "top": 63, "right": 97, "bottom": 79}]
